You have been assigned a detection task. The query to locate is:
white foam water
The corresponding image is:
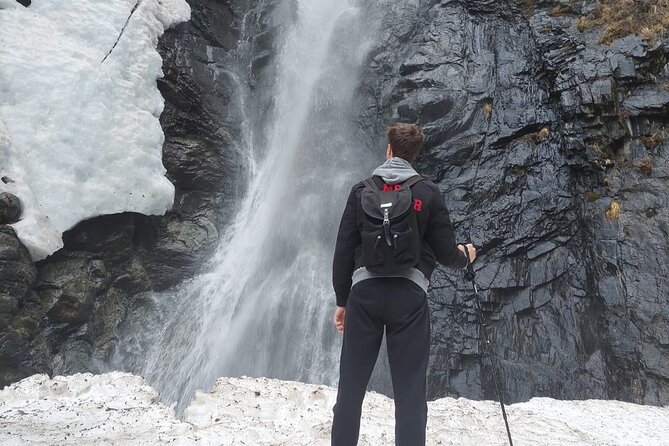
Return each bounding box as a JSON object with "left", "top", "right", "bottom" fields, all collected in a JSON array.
[{"left": 113, "top": 0, "right": 381, "bottom": 413}]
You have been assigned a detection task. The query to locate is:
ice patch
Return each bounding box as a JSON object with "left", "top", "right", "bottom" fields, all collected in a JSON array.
[
  {"left": 1, "top": 372, "right": 668, "bottom": 445},
  {"left": 0, "top": 0, "right": 190, "bottom": 260}
]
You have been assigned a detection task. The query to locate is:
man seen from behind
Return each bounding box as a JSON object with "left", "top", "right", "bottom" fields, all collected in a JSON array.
[{"left": 331, "top": 122, "right": 477, "bottom": 446}]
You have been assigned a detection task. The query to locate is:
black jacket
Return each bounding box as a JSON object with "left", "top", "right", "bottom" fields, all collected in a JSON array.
[{"left": 332, "top": 176, "right": 467, "bottom": 306}]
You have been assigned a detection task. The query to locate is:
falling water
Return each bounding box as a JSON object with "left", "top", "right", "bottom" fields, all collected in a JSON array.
[{"left": 113, "top": 0, "right": 383, "bottom": 413}]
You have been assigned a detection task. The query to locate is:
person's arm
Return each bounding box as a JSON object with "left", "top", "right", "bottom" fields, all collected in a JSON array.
[
  {"left": 332, "top": 185, "right": 361, "bottom": 308},
  {"left": 426, "top": 184, "right": 470, "bottom": 269}
]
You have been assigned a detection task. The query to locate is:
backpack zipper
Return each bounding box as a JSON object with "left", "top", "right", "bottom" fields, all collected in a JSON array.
[{"left": 383, "top": 208, "right": 392, "bottom": 246}]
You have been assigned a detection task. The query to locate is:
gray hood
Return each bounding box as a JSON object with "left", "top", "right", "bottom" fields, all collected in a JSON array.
[{"left": 371, "top": 157, "right": 418, "bottom": 184}]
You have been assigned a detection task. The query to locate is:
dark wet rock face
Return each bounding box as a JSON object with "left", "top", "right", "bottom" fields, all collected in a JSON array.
[
  {"left": 358, "top": 0, "right": 668, "bottom": 404},
  {"left": 132, "top": 0, "right": 260, "bottom": 292},
  {"left": 0, "top": 192, "right": 22, "bottom": 224},
  {"left": 137, "top": 0, "right": 254, "bottom": 291},
  {"left": 0, "top": 226, "right": 36, "bottom": 383}
]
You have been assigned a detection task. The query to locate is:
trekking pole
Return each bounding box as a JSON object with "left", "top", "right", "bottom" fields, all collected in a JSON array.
[{"left": 463, "top": 245, "right": 514, "bottom": 446}]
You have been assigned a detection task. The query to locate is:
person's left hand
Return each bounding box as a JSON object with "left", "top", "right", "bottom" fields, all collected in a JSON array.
[{"left": 334, "top": 306, "right": 346, "bottom": 334}]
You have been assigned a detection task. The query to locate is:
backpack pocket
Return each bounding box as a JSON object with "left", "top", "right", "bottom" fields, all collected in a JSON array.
[
  {"left": 361, "top": 229, "right": 384, "bottom": 267},
  {"left": 392, "top": 226, "right": 421, "bottom": 265}
]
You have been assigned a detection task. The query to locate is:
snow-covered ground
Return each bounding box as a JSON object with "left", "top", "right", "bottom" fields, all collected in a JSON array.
[
  {"left": 1, "top": 372, "right": 668, "bottom": 445},
  {"left": 0, "top": 0, "right": 190, "bottom": 260}
]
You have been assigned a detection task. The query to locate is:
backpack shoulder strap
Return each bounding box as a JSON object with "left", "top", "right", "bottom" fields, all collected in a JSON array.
[
  {"left": 363, "top": 177, "right": 379, "bottom": 191},
  {"left": 403, "top": 175, "right": 424, "bottom": 189}
]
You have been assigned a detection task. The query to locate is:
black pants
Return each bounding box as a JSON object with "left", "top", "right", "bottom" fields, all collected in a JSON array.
[{"left": 331, "top": 277, "right": 430, "bottom": 446}]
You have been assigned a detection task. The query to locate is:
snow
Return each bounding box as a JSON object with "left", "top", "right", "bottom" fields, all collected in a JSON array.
[
  {"left": 0, "top": 0, "right": 190, "bottom": 260},
  {"left": 1, "top": 372, "right": 668, "bottom": 445}
]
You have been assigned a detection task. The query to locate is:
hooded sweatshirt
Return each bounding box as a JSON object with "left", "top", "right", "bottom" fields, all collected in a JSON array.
[
  {"left": 332, "top": 157, "right": 468, "bottom": 307},
  {"left": 371, "top": 157, "right": 419, "bottom": 184}
]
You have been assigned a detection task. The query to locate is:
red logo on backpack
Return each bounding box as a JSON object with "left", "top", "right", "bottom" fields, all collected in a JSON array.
[{"left": 383, "top": 183, "right": 423, "bottom": 212}]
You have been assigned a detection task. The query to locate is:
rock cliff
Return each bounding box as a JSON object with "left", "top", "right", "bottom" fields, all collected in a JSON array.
[{"left": 358, "top": 0, "right": 668, "bottom": 404}]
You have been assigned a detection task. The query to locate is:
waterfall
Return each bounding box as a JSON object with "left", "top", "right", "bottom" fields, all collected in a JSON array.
[{"left": 112, "top": 0, "right": 383, "bottom": 413}]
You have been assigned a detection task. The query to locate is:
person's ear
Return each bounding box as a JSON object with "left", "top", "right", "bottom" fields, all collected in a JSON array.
[{"left": 386, "top": 144, "right": 393, "bottom": 159}]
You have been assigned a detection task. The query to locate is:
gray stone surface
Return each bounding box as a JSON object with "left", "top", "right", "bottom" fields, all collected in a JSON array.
[
  {"left": 0, "top": 226, "right": 36, "bottom": 382},
  {"left": 0, "top": 192, "right": 21, "bottom": 224},
  {"left": 354, "top": 0, "right": 668, "bottom": 404}
]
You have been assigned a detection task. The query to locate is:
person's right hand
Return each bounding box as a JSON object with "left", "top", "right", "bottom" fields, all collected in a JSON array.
[
  {"left": 458, "top": 243, "right": 477, "bottom": 263},
  {"left": 333, "top": 306, "right": 346, "bottom": 334}
]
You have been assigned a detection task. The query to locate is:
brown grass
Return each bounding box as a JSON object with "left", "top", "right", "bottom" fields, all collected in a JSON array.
[
  {"left": 549, "top": 4, "right": 575, "bottom": 16},
  {"left": 617, "top": 107, "right": 631, "bottom": 122},
  {"left": 511, "top": 0, "right": 535, "bottom": 19},
  {"left": 588, "top": 140, "right": 609, "bottom": 158},
  {"left": 509, "top": 165, "right": 526, "bottom": 176},
  {"left": 577, "top": 0, "right": 669, "bottom": 45},
  {"left": 522, "top": 126, "right": 551, "bottom": 144},
  {"left": 605, "top": 200, "right": 621, "bottom": 220},
  {"left": 637, "top": 156, "right": 653, "bottom": 175},
  {"left": 585, "top": 191, "right": 602, "bottom": 202},
  {"left": 482, "top": 103, "right": 493, "bottom": 118},
  {"left": 537, "top": 127, "right": 550, "bottom": 141},
  {"left": 640, "top": 130, "right": 666, "bottom": 150}
]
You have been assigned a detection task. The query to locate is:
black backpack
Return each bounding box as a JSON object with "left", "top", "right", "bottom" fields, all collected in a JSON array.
[{"left": 360, "top": 175, "right": 424, "bottom": 274}]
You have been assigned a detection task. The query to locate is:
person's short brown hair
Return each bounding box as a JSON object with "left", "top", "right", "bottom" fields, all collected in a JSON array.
[{"left": 387, "top": 123, "right": 423, "bottom": 163}]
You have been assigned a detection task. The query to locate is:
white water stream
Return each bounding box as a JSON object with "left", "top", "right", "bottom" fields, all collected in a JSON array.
[{"left": 113, "top": 0, "right": 381, "bottom": 413}]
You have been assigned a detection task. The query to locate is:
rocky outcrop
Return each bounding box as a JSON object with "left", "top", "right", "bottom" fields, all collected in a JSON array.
[
  {"left": 134, "top": 0, "right": 256, "bottom": 291},
  {"left": 357, "top": 0, "right": 668, "bottom": 404},
  {"left": 0, "top": 192, "right": 21, "bottom": 224},
  {"left": 0, "top": 225, "right": 36, "bottom": 383}
]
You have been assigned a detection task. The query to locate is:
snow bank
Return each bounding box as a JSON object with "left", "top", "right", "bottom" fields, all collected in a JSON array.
[
  {"left": 0, "top": 372, "right": 188, "bottom": 445},
  {"left": 0, "top": 0, "right": 190, "bottom": 260},
  {"left": 1, "top": 372, "right": 668, "bottom": 445}
]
